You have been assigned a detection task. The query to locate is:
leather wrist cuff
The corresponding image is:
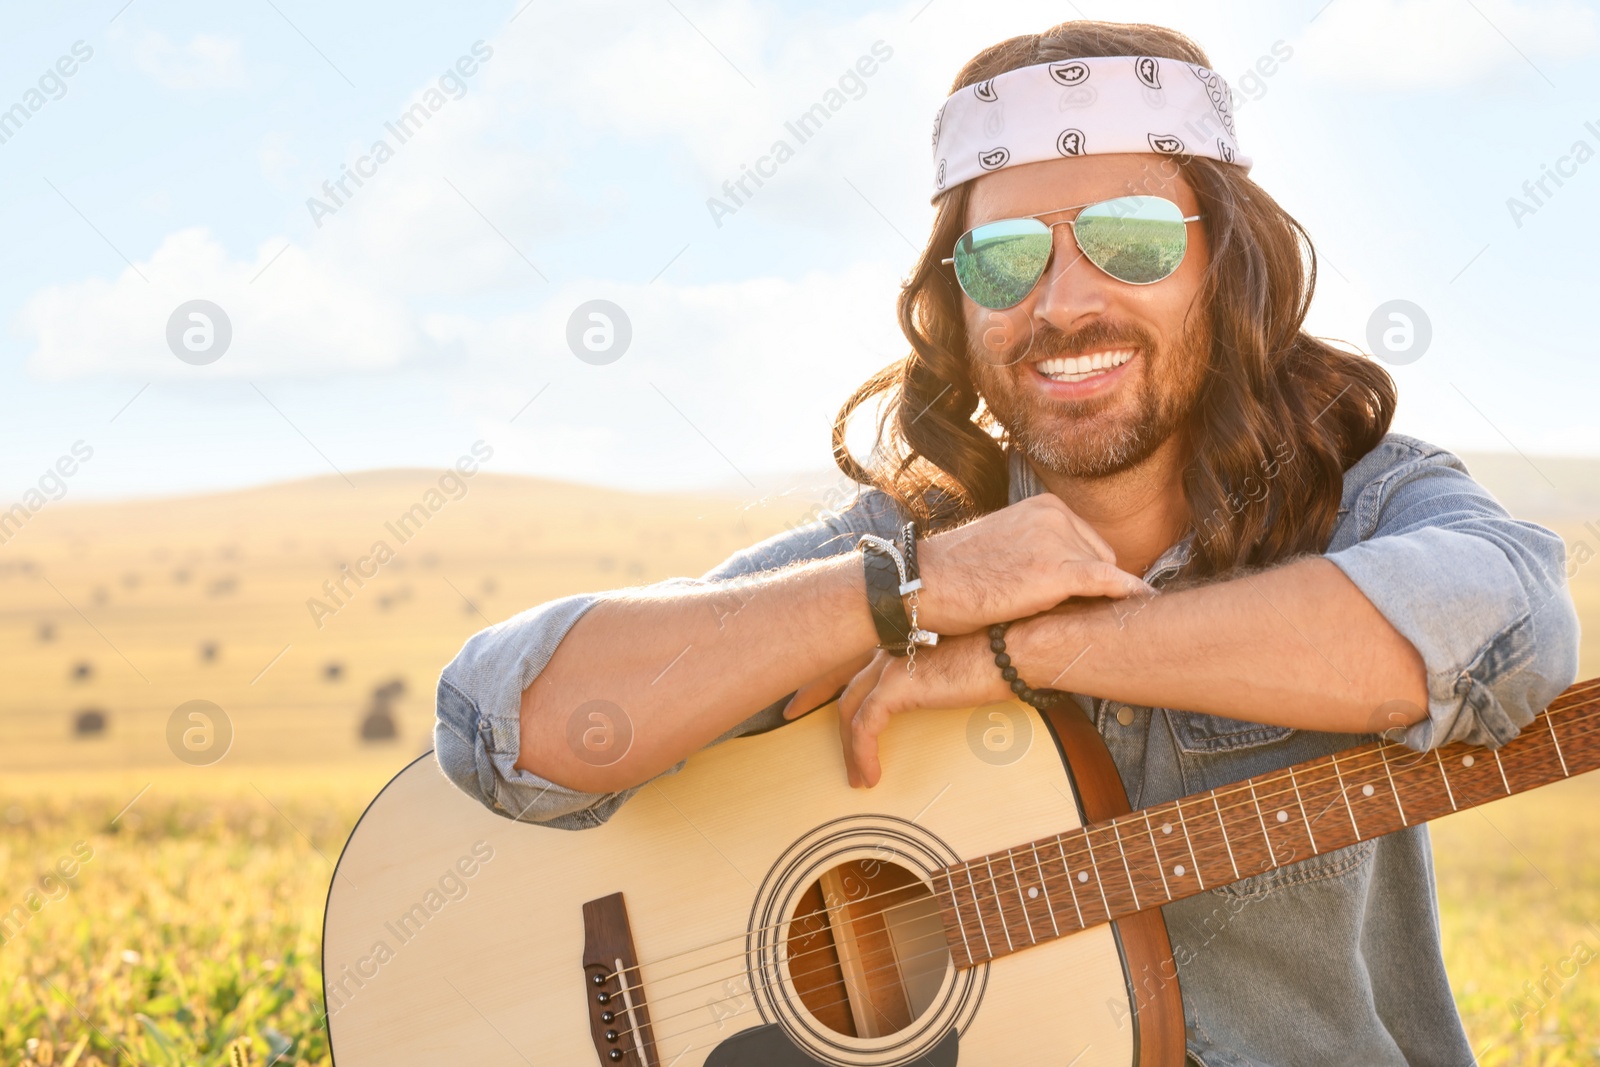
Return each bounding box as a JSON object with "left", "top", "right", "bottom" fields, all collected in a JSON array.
[{"left": 860, "top": 540, "right": 913, "bottom": 655}]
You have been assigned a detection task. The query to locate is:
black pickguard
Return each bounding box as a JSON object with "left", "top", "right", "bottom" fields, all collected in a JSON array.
[{"left": 704, "top": 1023, "right": 959, "bottom": 1066}]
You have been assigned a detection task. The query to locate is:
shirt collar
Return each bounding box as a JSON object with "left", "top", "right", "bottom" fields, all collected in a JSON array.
[{"left": 1004, "top": 440, "right": 1194, "bottom": 585}]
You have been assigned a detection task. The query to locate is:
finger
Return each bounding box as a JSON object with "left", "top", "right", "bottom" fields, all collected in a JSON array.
[
  {"left": 784, "top": 649, "right": 876, "bottom": 720},
  {"left": 1036, "top": 493, "right": 1117, "bottom": 565},
  {"left": 838, "top": 655, "right": 889, "bottom": 787},
  {"left": 1063, "top": 510, "right": 1119, "bottom": 565},
  {"left": 837, "top": 651, "right": 888, "bottom": 723},
  {"left": 1060, "top": 559, "right": 1157, "bottom": 599},
  {"left": 838, "top": 699, "right": 860, "bottom": 789},
  {"left": 849, "top": 689, "right": 899, "bottom": 789},
  {"left": 850, "top": 660, "right": 913, "bottom": 788}
]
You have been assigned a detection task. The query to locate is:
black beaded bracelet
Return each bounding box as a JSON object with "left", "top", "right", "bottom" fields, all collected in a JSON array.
[{"left": 988, "top": 621, "right": 1072, "bottom": 711}]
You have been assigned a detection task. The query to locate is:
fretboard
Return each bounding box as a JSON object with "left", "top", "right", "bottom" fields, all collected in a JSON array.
[{"left": 932, "top": 678, "right": 1600, "bottom": 969}]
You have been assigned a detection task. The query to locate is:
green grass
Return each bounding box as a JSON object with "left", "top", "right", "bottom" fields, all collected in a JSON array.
[
  {"left": 1433, "top": 772, "right": 1600, "bottom": 1064},
  {"left": 3, "top": 471, "right": 1597, "bottom": 1063},
  {"left": 6, "top": 768, "right": 1600, "bottom": 1065},
  {"left": 1, "top": 773, "right": 378, "bottom": 1067}
]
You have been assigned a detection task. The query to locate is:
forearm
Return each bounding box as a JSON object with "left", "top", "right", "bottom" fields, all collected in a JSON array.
[
  {"left": 516, "top": 552, "right": 878, "bottom": 792},
  {"left": 1008, "top": 556, "right": 1429, "bottom": 734}
]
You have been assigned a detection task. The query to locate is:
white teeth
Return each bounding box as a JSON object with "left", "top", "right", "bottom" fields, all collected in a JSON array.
[{"left": 1035, "top": 348, "right": 1135, "bottom": 381}]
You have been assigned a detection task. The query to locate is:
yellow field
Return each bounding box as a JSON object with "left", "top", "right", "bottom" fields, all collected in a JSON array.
[{"left": 3, "top": 458, "right": 1598, "bottom": 1064}]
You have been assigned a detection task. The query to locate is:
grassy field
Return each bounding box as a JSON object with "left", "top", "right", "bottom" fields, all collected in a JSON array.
[{"left": 2, "top": 457, "right": 1597, "bottom": 1064}]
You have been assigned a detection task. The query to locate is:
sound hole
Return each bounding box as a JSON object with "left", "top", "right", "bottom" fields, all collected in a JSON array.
[{"left": 785, "top": 858, "right": 950, "bottom": 1038}]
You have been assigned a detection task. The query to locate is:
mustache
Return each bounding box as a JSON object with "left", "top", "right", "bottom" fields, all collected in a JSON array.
[{"left": 1020, "top": 320, "right": 1152, "bottom": 360}]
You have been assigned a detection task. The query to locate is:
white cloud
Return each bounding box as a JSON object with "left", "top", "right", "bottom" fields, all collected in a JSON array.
[
  {"left": 421, "top": 259, "right": 907, "bottom": 483},
  {"left": 132, "top": 30, "right": 247, "bottom": 90},
  {"left": 19, "top": 228, "right": 426, "bottom": 380},
  {"left": 1296, "top": 0, "right": 1599, "bottom": 89}
]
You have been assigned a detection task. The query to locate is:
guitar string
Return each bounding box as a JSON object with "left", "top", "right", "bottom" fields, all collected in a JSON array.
[
  {"left": 627, "top": 698, "right": 1600, "bottom": 1046},
  {"left": 608, "top": 687, "right": 1600, "bottom": 1047},
  {"left": 624, "top": 697, "right": 1600, "bottom": 1055},
  {"left": 601, "top": 679, "right": 1600, "bottom": 994},
  {"left": 629, "top": 695, "right": 1600, "bottom": 1052},
  {"left": 615, "top": 687, "right": 1600, "bottom": 1046},
  {"left": 603, "top": 682, "right": 1600, "bottom": 1015}
]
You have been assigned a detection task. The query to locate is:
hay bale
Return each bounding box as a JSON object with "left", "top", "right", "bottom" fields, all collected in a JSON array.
[
  {"left": 358, "top": 676, "right": 406, "bottom": 743},
  {"left": 359, "top": 707, "right": 397, "bottom": 741},
  {"left": 323, "top": 661, "right": 344, "bottom": 682},
  {"left": 70, "top": 661, "right": 93, "bottom": 682},
  {"left": 72, "top": 709, "right": 107, "bottom": 737}
]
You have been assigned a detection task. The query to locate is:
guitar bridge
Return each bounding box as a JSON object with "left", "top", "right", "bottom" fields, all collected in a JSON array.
[{"left": 581, "top": 892, "right": 659, "bottom": 1066}]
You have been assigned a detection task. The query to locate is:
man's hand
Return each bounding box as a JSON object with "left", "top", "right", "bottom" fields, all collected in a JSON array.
[
  {"left": 915, "top": 494, "right": 1153, "bottom": 635},
  {"left": 784, "top": 632, "right": 1010, "bottom": 788}
]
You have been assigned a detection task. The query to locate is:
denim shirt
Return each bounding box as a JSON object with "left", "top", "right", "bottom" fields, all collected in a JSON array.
[{"left": 434, "top": 432, "right": 1580, "bottom": 1066}]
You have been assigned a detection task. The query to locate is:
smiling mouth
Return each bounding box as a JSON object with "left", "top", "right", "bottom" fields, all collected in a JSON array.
[{"left": 1032, "top": 347, "right": 1138, "bottom": 383}]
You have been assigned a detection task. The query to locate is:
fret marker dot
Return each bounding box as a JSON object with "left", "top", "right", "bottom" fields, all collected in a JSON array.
[
  {"left": 1174, "top": 864, "right": 1186, "bottom": 877},
  {"left": 1161, "top": 823, "right": 1173, "bottom": 835},
  {"left": 1028, "top": 886, "right": 1039, "bottom": 899},
  {"left": 1077, "top": 871, "right": 1089, "bottom": 884},
  {"left": 1361, "top": 784, "right": 1375, "bottom": 797},
  {"left": 1275, "top": 810, "right": 1288, "bottom": 823},
  {"left": 1462, "top": 754, "right": 1475, "bottom": 767}
]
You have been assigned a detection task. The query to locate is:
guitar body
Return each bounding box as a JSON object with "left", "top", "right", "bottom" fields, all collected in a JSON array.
[{"left": 323, "top": 700, "right": 1184, "bottom": 1065}]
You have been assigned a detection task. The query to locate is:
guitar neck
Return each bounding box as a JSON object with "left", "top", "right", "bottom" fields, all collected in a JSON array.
[{"left": 933, "top": 678, "right": 1600, "bottom": 969}]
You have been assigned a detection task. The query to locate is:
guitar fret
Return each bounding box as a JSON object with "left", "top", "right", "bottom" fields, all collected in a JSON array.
[
  {"left": 1210, "top": 790, "right": 1241, "bottom": 880},
  {"left": 1053, "top": 836, "right": 1087, "bottom": 928},
  {"left": 962, "top": 864, "right": 994, "bottom": 961},
  {"left": 1378, "top": 743, "right": 1408, "bottom": 826},
  {"left": 1079, "top": 828, "right": 1113, "bottom": 917},
  {"left": 935, "top": 691, "right": 1600, "bottom": 970},
  {"left": 1005, "top": 850, "right": 1036, "bottom": 946},
  {"left": 1329, "top": 753, "right": 1363, "bottom": 840},
  {"left": 1028, "top": 843, "right": 1061, "bottom": 937},
  {"left": 982, "top": 856, "right": 1015, "bottom": 952},
  {"left": 1286, "top": 765, "right": 1319, "bottom": 852},
  {"left": 938, "top": 869, "right": 974, "bottom": 965},
  {"left": 1546, "top": 714, "right": 1571, "bottom": 777},
  {"left": 1141, "top": 811, "right": 1172, "bottom": 899},
  {"left": 1441, "top": 744, "right": 1513, "bottom": 807},
  {"left": 1246, "top": 780, "right": 1277, "bottom": 866},
  {"left": 1433, "top": 750, "right": 1458, "bottom": 811},
  {"left": 1491, "top": 747, "right": 1512, "bottom": 794},
  {"left": 1110, "top": 823, "right": 1140, "bottom": 911},
  {"left": 1173, "top": 798, "right": 1205, "bottom": 889}
]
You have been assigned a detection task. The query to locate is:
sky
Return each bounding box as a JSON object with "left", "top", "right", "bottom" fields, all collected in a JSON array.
[{"left": 1, "top": 0, "right": 1597, "bottom": 504}]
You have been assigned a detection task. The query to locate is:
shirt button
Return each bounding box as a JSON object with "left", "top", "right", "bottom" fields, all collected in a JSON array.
[{"left": 1114, "top": 705, "right": 1135, "bottom": 726}]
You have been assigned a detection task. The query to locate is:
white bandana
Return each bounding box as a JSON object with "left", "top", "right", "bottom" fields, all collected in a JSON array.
[{"left": 930, "top": 54, "right": 1252, "bottom": 202}]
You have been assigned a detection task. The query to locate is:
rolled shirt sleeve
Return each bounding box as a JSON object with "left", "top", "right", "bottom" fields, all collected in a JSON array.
[
  {"left": 432, "top": 486, "right": 907, "bottom": 828},
  {"left": 1323, "top": 436, "right": 1580, "bottom": 752}
]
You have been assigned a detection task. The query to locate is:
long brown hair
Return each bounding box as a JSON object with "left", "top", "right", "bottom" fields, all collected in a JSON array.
[{"left": 831, "top": 20, "right": 1396, "bottom": 578}]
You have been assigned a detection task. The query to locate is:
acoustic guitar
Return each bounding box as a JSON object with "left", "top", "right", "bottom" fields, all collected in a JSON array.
[{"left": 322, "top": 677, "right": 1599, "bottom": 1066}]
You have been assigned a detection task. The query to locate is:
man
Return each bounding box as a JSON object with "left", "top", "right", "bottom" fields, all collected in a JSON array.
[{"left": 434, "top": 19, "right": 1580, "bottom": 1065}]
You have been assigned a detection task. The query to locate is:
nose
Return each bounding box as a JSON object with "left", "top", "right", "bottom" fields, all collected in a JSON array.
[{"left": 1031, "top": 221, "right": 1111, "bottom": 329}]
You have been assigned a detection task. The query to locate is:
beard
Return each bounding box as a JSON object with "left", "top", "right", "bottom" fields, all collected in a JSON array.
[{"left": 969, "top": 311, "right": 1210, "bottom": 479}]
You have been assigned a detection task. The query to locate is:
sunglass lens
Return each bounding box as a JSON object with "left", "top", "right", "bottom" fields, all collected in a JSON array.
[
  {"left": 952, "top": 218, "right": 1052, "bottom": 310},
  {"left": 1073, "top": 195, "right": 1188, "bottom": 284}
]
